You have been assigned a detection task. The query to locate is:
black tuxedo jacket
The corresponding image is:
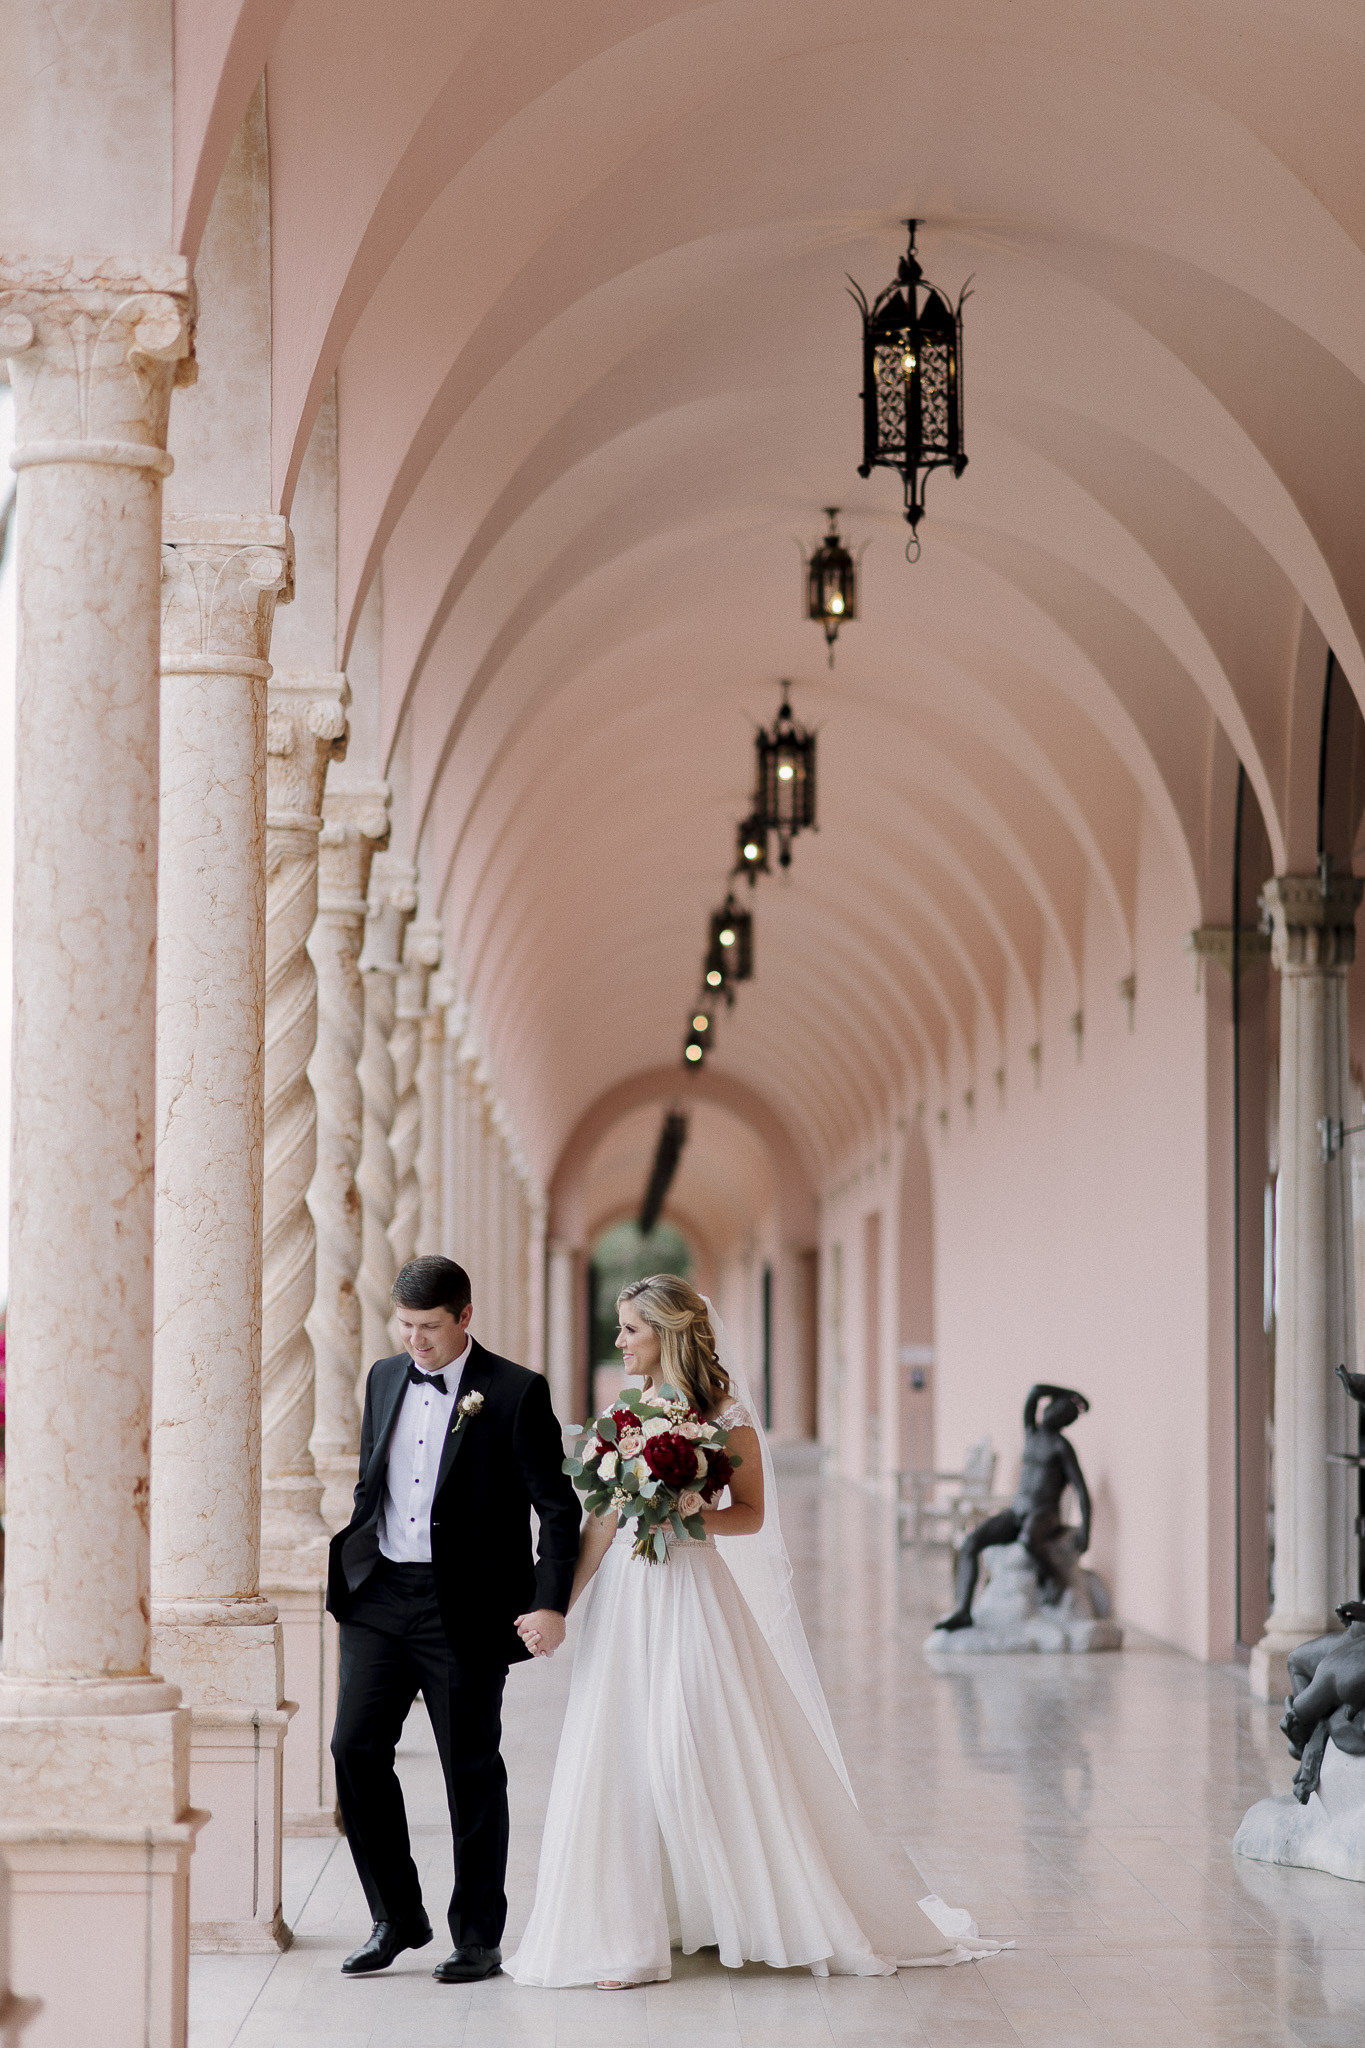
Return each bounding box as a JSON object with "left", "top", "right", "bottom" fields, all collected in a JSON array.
[{"left": 325, "top": 1339, "right": 581, "bottom": 1668}]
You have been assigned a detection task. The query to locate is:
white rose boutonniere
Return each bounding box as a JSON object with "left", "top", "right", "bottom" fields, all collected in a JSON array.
[{"left": 459, "top": 1391, "right": 484, "bottom": 1418}]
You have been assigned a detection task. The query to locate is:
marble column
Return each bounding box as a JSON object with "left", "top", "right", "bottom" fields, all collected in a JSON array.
[
  {"left": 260, "top": 673, "right": 349, "bottom": 1829},
  {"left": 547, "top": 1242, "right": 579, "bottom": 1422},
  {"left": 0, "top": 256, "right": 202, "bottom": 2048},
  {"left": 357, "top": 856, "right": 417, "bottom": 1378},
  {"left": 528, "top": 1193, "right": 549, "bottom": 1379},
  {"left": 307, "top": 784, "right": 391, "bottom": 1532},
  {"left": 388, "top": 924, "right": 443, "bottom": 1306},
  {"left": 152, "top": 513, "right": 295, "bottom": 1953},
  {"left": 1251, "top": 872, "right": 1364, "bottom": 1700},
  {"left": 418, "top": 974, "right": 455, "bottom": 1256},
  {"left": 439, "top": 1004, "right": 468, "bottom": 1259}
]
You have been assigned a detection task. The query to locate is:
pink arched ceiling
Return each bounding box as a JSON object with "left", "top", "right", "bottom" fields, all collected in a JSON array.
[{"left": 172, "top": 0, "right": 1365, "bottom": 1193}]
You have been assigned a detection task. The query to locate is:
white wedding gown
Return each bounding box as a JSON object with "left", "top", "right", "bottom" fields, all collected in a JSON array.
[{"left": 507, "top": 1410, "right": 1003, "bottom": 1986}]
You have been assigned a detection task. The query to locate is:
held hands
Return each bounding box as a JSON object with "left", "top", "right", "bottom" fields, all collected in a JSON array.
[{"left": 515, "top": 1608, "right": 567, "bottom": 1658}]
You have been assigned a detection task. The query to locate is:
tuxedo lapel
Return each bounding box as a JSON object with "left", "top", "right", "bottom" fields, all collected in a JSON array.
[
  {"left": 435, "top": 1340, "right": 496, "bottom": 1497},
  {"left": 359, "top": 1359, "right": 411, "bottom": 1506}
]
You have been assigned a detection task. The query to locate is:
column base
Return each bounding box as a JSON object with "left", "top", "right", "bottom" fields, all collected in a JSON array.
[
  {"left": 185, "top": 1706, "right": 297, "bottom": 1952},
  {"left": 0, "top": 1707, "right": 200, "bottom": 2045},
  {"left": 313, "top": 1452, "right": 360, "bottom": 1536},
  {"left": 1249, "top": 1618, "right": 1338, "bottom": 1702},
  {"left": 191, "top": 1908, "right": 292, "bottom": 1955},
  {"left": 261, "top": 1579, "right": 342, "bottom": 1835},
  {"left": 0, "top": 1818, "right": 206, "bottom": 2048}
]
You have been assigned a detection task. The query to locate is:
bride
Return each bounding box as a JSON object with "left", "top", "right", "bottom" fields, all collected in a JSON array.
[{"left": 505, "top": 1273, "right": 1005, "bottom": 1989}]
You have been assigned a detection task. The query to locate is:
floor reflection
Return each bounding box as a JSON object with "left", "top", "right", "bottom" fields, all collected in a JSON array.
[{"left": 192, "top": 1464, "right": 1365, "bottom": 2048}]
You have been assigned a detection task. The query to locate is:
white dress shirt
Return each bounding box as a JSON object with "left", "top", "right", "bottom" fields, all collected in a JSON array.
[{"left": 377, "top": 1335, "right": 472, "bottom": 1563}]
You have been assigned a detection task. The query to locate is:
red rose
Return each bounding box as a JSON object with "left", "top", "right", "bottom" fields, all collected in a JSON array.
[
  {"left": 594, "top": 1406, "right": 638, "bottom": 1456},
  {"left": 700, "top": 1448, "right": 734, "bottom": 1502},
  {"left": 642, "top": 1430, "right": 701, "bottom": 1490}
]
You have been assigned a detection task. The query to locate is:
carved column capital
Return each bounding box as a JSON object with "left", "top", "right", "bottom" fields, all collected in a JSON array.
[
  {"left": 1260, "top": 874, "right": 1364, "bottom": 975},
  {"left": 360, "top": 854, "right": 418, "bottom": 978},
  {"left": 396, "top": 923, "right": 443, "bottom": 1021},
  {"left": 317, "top": 783, "right": 391, "bottom": 917},
  {"left": 266, "top": 673, "right": 349, "bottom": 830},
  {"left": 161, "top": 514, "right": 293, "bottom": 678},
  {"left": 0, "top": 255, "right": 196, "bottom": 463},
  {"left": 424, "top": 970, "right": 458, "bottom": 1042}
]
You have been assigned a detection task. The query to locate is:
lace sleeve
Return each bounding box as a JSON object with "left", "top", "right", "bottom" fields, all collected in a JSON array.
[{"left": 714, "top": 1399, "right": 753, "bottom": 1431}]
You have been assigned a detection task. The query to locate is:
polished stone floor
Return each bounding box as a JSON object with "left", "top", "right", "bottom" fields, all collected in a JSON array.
[{"left": 191, "top": 1465, "right": 1365, "bottom": 2047}]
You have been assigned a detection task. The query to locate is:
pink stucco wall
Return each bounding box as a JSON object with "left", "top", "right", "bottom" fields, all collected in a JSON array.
[{"left": 932, "top": 806, "right": 1215, "bottom": 1658}]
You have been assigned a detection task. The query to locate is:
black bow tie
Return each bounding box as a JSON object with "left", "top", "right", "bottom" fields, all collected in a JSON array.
[{"left": 407, "top": 1364, "right": 449, "bottom": 1394}]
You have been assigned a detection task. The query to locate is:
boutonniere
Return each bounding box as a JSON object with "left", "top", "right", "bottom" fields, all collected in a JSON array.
[{"left": 457, "top": 1391, "right": 484, "bottom": 1419}]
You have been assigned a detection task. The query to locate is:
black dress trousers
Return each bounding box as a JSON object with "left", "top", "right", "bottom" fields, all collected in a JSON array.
[{"left": 332, "top": 1560, "right": 510, "bottom": 1948}]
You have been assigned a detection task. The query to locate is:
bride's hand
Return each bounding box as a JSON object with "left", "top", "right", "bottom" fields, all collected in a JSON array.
[{"left": 516, "top": 1608, "right": 567, "bottom": 1657}]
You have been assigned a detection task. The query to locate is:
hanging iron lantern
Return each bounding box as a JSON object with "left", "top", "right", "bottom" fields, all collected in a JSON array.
[
  {"left": 734, "top": 809, "right": 770, "bottom": 884},
  {"left": 706, "top": 894, "right": 754, "bottom": 993},
  {"left": 683, "top": 1022, "right": 708, "bottom": 1066},
  {"left": 805, "top": 508, "right": 857, "bottom": 665},
  {"left": 754, "top": 688, "right": 817, "bottom": 867},
  {"left": 848, "top": 220, "right": 969, "bottom": 557}
]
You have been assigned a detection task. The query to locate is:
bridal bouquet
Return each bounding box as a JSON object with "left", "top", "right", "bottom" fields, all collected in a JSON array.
[{"left": 564, "top": 1383, "right": 739, "bottom": 1562}]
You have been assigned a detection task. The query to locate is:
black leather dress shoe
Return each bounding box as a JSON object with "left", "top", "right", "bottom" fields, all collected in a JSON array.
[
  {"left": 340, "top": 1914, "right": 434, "bottom": 1974},
  {"left": 432, "top": 1944, "right": 502, "bottom": 1983}
]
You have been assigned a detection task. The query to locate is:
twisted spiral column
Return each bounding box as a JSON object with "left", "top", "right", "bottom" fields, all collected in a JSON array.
[
  {"left": 387, "top": 925, "right": 443, "bottom": 1311},
  {"left": 261, "top": 674, "right": 349, "bottom": 1577},
  {"left": 357, "top": 855, "right": 417, "bottom": 1385},
  {"left": 418, "top": 974, "right": 456, "bottom": 1256},
  {"left": 306, "top": 784, "right": 390, "bottom": 1531}
]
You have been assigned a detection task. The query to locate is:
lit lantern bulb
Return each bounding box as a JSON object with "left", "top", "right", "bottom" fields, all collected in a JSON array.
[
  {"left": 743, "top": 839, "right": 761, "bottom": 861},
  {"left": 719, "top": 927, "right": 735, "bottom": 947},
  {"left": 828, "top": 594, "right": 844, "bottom": 615},
  {"left": 903, "top": 349, "right": 916, "bottom": 373},
  {"left": 706, "top": 969, "right": 723, "bottom": 987},
  {"left": 685, "top": 1043, "right": 703, "bottom": 1062},
  {"left": 777, "top": 762, "right": 794, "bottom": 781},
  {"left": 692, "top": 1014, "right": 709, "bottom": 1032}
]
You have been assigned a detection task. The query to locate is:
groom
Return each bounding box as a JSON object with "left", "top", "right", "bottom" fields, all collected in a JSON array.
[{"left": 326, "top": 1254, "right": 581, "bottom": 1983}]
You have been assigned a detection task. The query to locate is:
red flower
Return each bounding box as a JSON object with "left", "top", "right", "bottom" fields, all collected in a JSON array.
[
  {"left": 700, "top": 1448, "right": 734, "bottom": 1502},
  {"left": 642, "top": 1430, "right": 701, "bottom": 1490}
]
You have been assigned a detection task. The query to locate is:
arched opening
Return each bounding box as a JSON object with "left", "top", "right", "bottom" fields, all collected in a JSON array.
[{"left": 586, "top": 1218, "right": 693, "bottom": 1414}]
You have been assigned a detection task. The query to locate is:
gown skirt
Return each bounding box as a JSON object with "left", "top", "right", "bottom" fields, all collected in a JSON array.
[{"left": 505, "top": 1529, "right": 1002, "bottom": 1986}]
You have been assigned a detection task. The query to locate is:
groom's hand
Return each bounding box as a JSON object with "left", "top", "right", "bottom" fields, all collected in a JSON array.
[{"left": 515, "top": 1608, "right": 566, "bottom": 1657}]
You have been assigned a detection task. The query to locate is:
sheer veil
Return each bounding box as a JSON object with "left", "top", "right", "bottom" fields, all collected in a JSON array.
[{"left": 702, "top": 1295, "right": 856, "bottom": 1800}]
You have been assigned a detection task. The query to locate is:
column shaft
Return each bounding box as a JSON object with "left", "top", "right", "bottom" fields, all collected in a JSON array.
[
  {"left": 417, "top": 977, "right": 454, "bottom": 1256},
  {"left": 356, "top": 856, "right": 416, "bottom": 1378},
  {"left": 307, "top": 786, "right": 390, "bottom": 1532},
  {"left": 1251, "top": 873, "right": 1363, "bottom": 1699},
  {"left": 260, "top": 673, "right": 348, "bottom": 1832},
  {"left": 0, "top": 254, "right": 201, "bottom": 2048},
  {"left": 387, "top": 924, "right": 441, "bottom": 1327},
  {"left": 152, "top": 512, "right": 294, "bottom": 1953}
]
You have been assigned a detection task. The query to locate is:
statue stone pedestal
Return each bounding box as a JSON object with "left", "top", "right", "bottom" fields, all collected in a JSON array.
[
  {"left": 1235, "top": 1739, "right": 1365, "bottom": 1883},
  {"left": 923, "top": 1539, "right": 1123, "bottom": 1654}
]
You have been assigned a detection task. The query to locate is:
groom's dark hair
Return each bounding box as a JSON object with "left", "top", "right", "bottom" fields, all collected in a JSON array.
[{"left": 391, "top": 1255, "right": 472, "bottom": 1317}]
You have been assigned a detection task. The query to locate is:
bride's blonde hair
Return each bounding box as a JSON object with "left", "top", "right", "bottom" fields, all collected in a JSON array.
[{"left": 616, "top": 1273, "right": 731, "bottom": 1418}]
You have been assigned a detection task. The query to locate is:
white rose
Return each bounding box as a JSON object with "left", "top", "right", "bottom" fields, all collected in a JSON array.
[
  {"left": 643, "top": 1417, "right": 670, "bottom": 1438},
  {"left": 677, "top": 1490, "right": 704, "bottom": 1518},
  {"left": 599, "top": 1450, "right": 618, "bottom": 1480},
  {"left": 618, "top": 1428, "right": 644, "bottom": 1457},
  {"left": 674, "top": 1419, "right": 704, "bottom": 1440}
]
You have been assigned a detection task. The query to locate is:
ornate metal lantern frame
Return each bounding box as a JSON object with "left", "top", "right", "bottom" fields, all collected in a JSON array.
[
  {"left": 706, "top": 893, "right": 754, "bottom": 995},
  {"left": 754, "top": 690, "right": 817, "bottom": 867},
  {"left": 734, "top": 809, "right": 770, "bottom": 884},
  {"left": 805, "top": 507, "right": 858, "bottom": 665},
  {"left": 849, "top": 220, "right": 969, "bottom": 556}
]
